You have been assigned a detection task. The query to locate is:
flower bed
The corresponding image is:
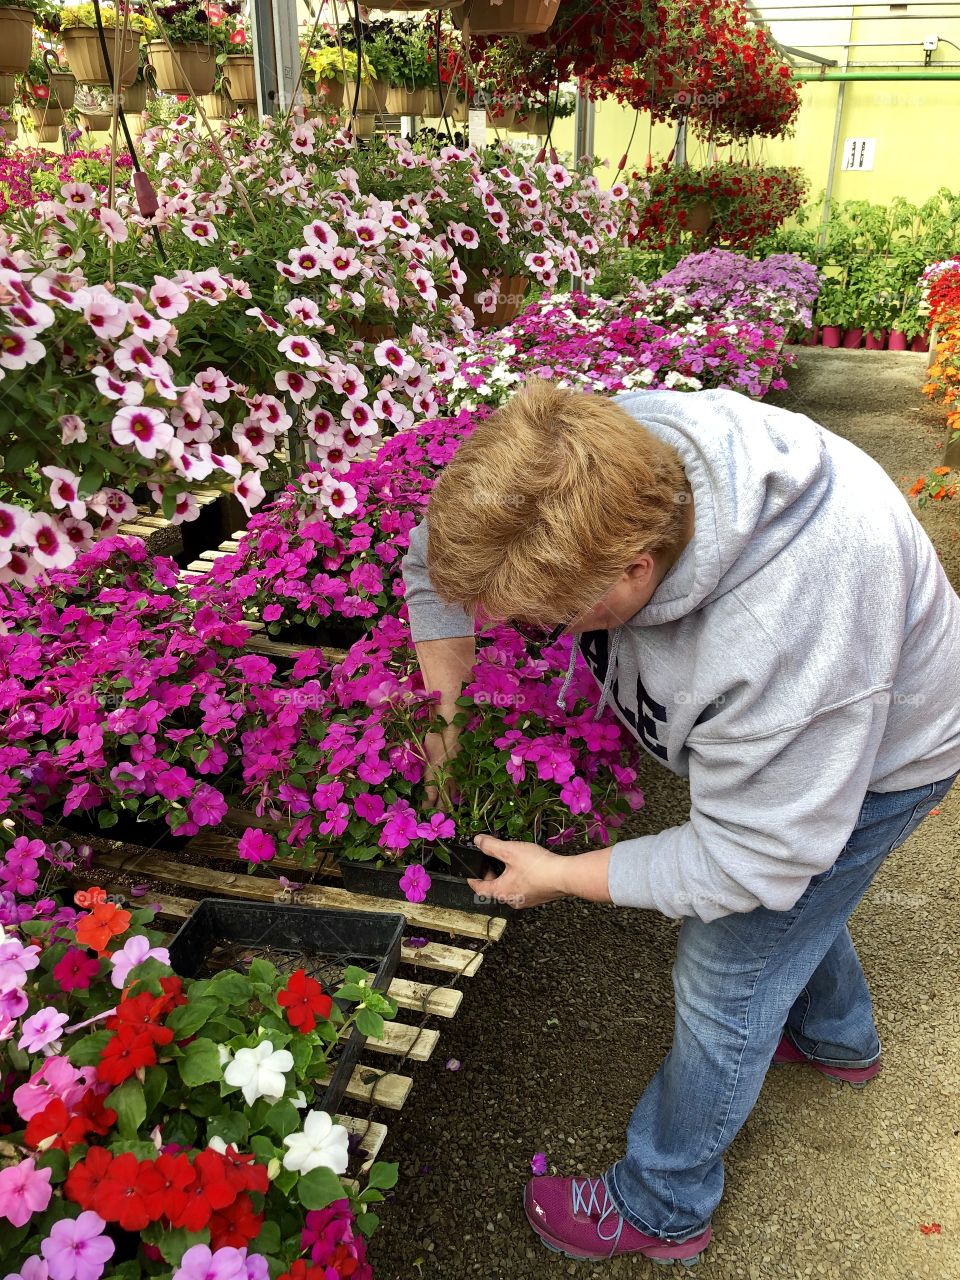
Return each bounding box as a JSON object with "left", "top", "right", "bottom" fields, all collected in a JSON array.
[
  {"left": 908, "top": 259, "right": 960, "bottom": 505},
  {"left": 0, "top": 883, "right": 398, "bottom": 1279}
]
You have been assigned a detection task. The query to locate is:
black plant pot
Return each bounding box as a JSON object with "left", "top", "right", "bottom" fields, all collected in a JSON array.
[
  {"left": 58, "top": 806, "right": 193, "bottom": 855},
  {"left": 168, "top": 898, "right": 404, "bottom": 1115},
  {"left": 339, "top": 841, "right": 512, "bottom": 916}
]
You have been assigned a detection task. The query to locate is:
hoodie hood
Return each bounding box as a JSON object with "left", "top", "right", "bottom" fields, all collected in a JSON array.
[{"left": 614, "top": 388, "right": 831, "bottom": 625}]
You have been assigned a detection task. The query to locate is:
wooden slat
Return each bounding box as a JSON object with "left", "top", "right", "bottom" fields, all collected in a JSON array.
[
  {"left": 343, "top": 1064, "right": 412, "bottom": 1109},
  {"left": 400, "top": 938, "right": 483, "bottom": 977},
  {"left": 358, "top": 1021, "right": 438, "bottom": 1061},
  {"left": 336, "top": 1116, "right": 388, "bottom": 1169},
  {"left": 185, "top": 560, "right": 210, "bottom": 574},
  {"left": 89, "top": 849, "right": 507, "bottom": 941},
  {"left": 244, "top": 635, "right": 315, "bottom": 660},
  {"left": 136, "top": 515, "right": 170, "bottom": 529},
  {"left": 387, "top": 977, "right": 461, "bottom": 1018},
  {"left": 118, "top": 524, "right": 156, "bottom": 538}
]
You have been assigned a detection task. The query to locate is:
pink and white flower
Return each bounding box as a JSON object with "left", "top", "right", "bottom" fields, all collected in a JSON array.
[
  {"left": 234, "top": 470, "right": 266, "bottom": 516},
  {"left": 20, "top": 514, "right": 75, "bottom": 570},
  {"left": 41, "top": 467, "right": 86, "bottom": 520},
  {"left": 183, "top": 219, "right": 218, "bottom": 244},
  {"left": 275, "top": 370, "right": 317, "bottom": 403},
  {"left": 319, "top": 473, "right": 358, "bottom": 516},
  {"left": 110, "top": 406, "right": 174, "bottom": 459}
]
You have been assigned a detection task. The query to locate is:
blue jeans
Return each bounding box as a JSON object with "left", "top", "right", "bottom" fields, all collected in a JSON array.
[{"left": 604, "top": 771, "right": 959, "bottom": 1243}]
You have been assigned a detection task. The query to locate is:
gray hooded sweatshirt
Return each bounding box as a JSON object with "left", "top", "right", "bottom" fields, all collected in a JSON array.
[{"left": 401, "top": 388, "right": 960, "bottom": 921}]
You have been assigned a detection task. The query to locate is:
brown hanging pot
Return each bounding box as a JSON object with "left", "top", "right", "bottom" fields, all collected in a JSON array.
[
  {"left": 29, "top": 103, "right": 65, "bottom": 128},
  {"left": 0, "top": 74, "right": 16, "bottom": 106},
  {"left": 466, "top": 269, "right": 530, "bottom": 329},
  {"left": 145, "top": 41, "right": 217, "bottom": 96},
  {"left": 385, "top": 85, "right": 428, "bottom": 116},
  {"left": 42, "top": 51, "right": 76, "bottom": 109},
  {"left": 456, "top": 0, "right": 559, "bottom": 35},
  {"left": 61, "top": 27, "right": 141, "bottom": 88},
  {"left": 221, "top": 53, "right": 256, "bottom": 102},
  {"left": 0, "top": 6, "right": 34, "bottom": 75},
  {"left": 685, "top": 199, "right": 714, "bottom": 235}
]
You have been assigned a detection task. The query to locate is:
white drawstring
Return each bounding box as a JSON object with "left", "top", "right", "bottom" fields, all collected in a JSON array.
[{"left": 557, "top": 626, "right": 623, "bottom": 721}]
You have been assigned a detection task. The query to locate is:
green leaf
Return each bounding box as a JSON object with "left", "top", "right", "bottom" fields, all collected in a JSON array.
[
  {"left": 206, "top": 1111, "right": 250, "bottom": 1148},
  {"left": 251, "top": 1219, "right": 281, "bottom": 1255},
  {"left": 177, "top": 1037, "right": 222, "bottom": 1087},
  {"left": 68, "top": 1030, "right": 111, "bottom": 1067},
  {"left": 108, "top": 1077, "right": 146, "bottom": 1139},
  {"left": 77, "top": 465, "right": 104, "bottom": 500},
  {"left": 355, "top": 1210, "right": 380, "bottom": 1236},
  {"left": 249, "top": 957, "right": 277, "bottom": 987},
  {"left": 208, "top": 970, "right": 254, "bottom": 1005},
  {"left": 161, "top": 489, "right": 178, "bottom": 520},
  {"left": 4, "top": 441, "right": 38, "bottom": 472},
  {"left": 250, "top": 1133, "right": 277, "bottom": 1163},
  {"left": 98, "top": 810, "right": 119, "bottom": 828},
  {"left": 35, "top": 1147, "right": 69, "bottom": 1184},
  {"left": 162, "top": 1111, "right": 198, "bottom": 1148},
  {"left": 298, "top": 1165, "right": 345, "bottom": 1210},
  {"left": 167, "top": 998, "right": 220, "bottom": 1040},
  {"left": 157, "top": 1227, "right": 211, "bottom": 1267},
  {"left": 264, "top": 1099, "right": 301, "bottom": 1140},
  {"left": 355, "top": 1007, "right": 384, "bottom": 1040},
  {"left": 366, "top": 1160, "right": 399, "bottom": 1191},
  {"left": 142, "top": 1065, "right": 167, "bottom": 1117}
]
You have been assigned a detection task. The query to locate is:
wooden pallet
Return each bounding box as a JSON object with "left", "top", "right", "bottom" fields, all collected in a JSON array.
[
  {"left": 118, "top": 488, "right": 224, "bottom": 543},
  {"left": 79, "top": 829, "right": 506, "bottom": 1171}
]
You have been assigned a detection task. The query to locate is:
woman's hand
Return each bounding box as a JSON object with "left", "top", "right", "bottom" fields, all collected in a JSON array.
[
  {"left": 422, "top": 716, "right": 462, "bottom": 809},
  {"left": 467, "top": 835, "right": 614, "bottom": 909},
  {"left": 467, "top": 835, "right": 568, "bottom": 909}
]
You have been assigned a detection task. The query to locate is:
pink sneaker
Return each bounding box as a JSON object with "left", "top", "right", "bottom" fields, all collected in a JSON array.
[
  {"left": 524, "top": 1174, "right": 712, "bottom": 1265},
  {"left": 772, "top": 1034, "right": 881, "bottom": 1089}
]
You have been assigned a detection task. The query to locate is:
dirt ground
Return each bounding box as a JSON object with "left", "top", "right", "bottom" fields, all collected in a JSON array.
[{"left": 370, "top": 349, "right": 960, "bottom": 1280}]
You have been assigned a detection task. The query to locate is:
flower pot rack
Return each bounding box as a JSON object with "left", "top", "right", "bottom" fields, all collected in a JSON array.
[{"left": 144, "top": 40, "right": 217, "bottom": 96}]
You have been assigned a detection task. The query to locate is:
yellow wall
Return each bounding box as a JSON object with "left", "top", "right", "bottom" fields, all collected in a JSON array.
[{"left": 550, "top": 2, "right": 960, "bottom": 206}]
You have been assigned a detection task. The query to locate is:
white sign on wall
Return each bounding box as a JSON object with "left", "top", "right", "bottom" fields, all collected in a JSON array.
[
  {"left": 468, "top": 108, "right": 487, "bottom": 150},
  {"left": 841, "top": 138, "right": 876, "bottom": 171}
]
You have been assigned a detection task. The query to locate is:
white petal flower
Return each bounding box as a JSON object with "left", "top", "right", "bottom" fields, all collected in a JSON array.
[
  {"left": 282, "top": 1110, "right": 350, "bottom": 1176},
  {"left": 223, "top": 1040, "right": 294, "bottom": 1107}
]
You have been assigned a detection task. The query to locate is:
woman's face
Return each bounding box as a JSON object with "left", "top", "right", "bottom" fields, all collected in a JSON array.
[{"left": 565, "top": 555, "right": 661, "bottom": 634}]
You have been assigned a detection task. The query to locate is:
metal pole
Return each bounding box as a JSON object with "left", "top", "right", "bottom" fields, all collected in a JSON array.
[
  {"left": 572, "top": 88, "right": 594, "bottom": 166},
  {"left": 796, "top": 67, "right": 960, "bottom": 78},
  {"left": 252, "top": 0, "right": 278, "bottom": 115},
  {"left": 674, "top": 116, "right": 687, "bottom": 165},
  {"left": 819, "top": 80, "right": 845, "bottom": 249},
  {"left": 271, "top": 0, "right": 301, "bottom": 114}
]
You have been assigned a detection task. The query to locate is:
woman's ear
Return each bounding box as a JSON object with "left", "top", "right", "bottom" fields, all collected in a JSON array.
[{"left": 624, "top": 554, "right": 656, "bottom": 585}]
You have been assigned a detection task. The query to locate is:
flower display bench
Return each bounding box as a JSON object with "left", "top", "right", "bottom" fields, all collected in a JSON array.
[{"left": 72, "top": 823, "right": 506, "bottom": 1172}]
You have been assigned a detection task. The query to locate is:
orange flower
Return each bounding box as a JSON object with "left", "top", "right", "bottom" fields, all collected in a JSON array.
[
  {"left": 931, "top": 487, "right": 947, "bottom": 501},
  {"left": 908, "top": 477, "right": 926, "bottom": 497},
  {"left": 932, "top": 466, "right": 952, "bottom": 476},
  {"left": 74, "top": 901, "right": 132, "bottom": 954}
]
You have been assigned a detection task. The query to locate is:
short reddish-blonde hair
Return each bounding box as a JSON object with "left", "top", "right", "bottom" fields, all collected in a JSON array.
[{"left": 426, "top": 379, "right": 690, "bottom": 624}]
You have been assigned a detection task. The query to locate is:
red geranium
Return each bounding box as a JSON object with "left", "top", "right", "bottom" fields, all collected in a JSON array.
[
  {"left": 277, "top": 968, "right": 333, "bottom": 1033},
  {"left": 90, "top": 1152, "right": 167, "bottom": 1230},
  {"left": 166, "top": 1149, "right": 237, "bottom": 1232},
  {"left": 99, "top": 1024, "right": 168, "bottom": 1086},
  {"left": 24, "top": 1088, "right": 117, "bottom": 1153}
]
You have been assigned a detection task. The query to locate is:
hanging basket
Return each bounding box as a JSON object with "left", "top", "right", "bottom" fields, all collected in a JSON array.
[
  {"left": 457, "top": 0, "right": 558, "bottom": 35},
  {"left": 61, "top": 27, "right": 140, "bottom": 89},
  {"left": 467, "top": 271, "right": 530, "bottom": 329},
  {"left": 0, "top": 117, "right": 18, "bottom": 141},
  {"left": 515, "top": 109, "right": 547, "bottom": 134},
  {"left": 0, "top": 74, "right": 16, "bottom": 106},
  {"left": 354, "top": 80, "right": 387, "bottom": 113},
  {"left": 221, "top": 53, "right": 256, "bottom": 102},
  {"left": 486, "top": 106, "right": 515, "bottom": 128},
  {"left": 200, "top": 91, "right": 231, "bottom": 119},
  {"left": 34, "top": 123, "right": 61, "bottom": 144},
  {"left": 29, "top": 103, "right": 65, "bottom": 129},
  {"left": 684, "top": 199, "right": 714, "bottom": 235},
  {"left": 350, "top": 111, "right": 377, "bottom": 139},
  {"left": 0, "top": 7, "right": 33, "bottom": 76},
  {"left": 385, "top": 85, "right": 428, "bottom": 115},
  {"left": 305, "top": 78, "right": 345, "bottom": 111},
  {"left": 48, "top": 71, "right": 76, "bottom": 109},
  {"left": 145, "top": 40, "right": 217, "bottom": 96},
  {"left": 368, "top": 0, "right": 463, "bottom": 9},
  {"left": 80, "top": 109, "right": 113, "bottom": 131},
  {"left": 120, "top": 79, "right": 148, "bottom": 112}
]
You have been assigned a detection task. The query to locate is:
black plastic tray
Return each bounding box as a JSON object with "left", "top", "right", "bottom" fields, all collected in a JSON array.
[
  {"left": 339, "top": 853, "right": 514, "bottom": 917},
  {"left": 167, "top": 898, "right": 405, "bottom": 1115}
]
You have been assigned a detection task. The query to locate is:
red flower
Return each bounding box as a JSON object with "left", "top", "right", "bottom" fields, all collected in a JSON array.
[
  {"left": 65, "top": 1147, "right": 114, "bottom": 1210},
  {"left": 167, "top": 1149, "right": 236, "bottom": 1232},
  {"left": 92, "top": 1152, "right": 167, "bottom": 1230},
  {"left": 99, "top": 1025, "right": 164, "bottom": 1086},
  {"left": 209, "top": 1192, "right": 263, "bottom": 1248},
  {"left": 24, "top": 1088, "right": 117, "bottom": 1153},
  {"left": 229, "top": 27, "right": 245, "bottom": 43},
  {"left": 277, "top": 968, "right": 333, "bottom": 1033},
  {"left": 218, "top": 1145, "right": 269, "bottom": 1197},
  {"left": 150, "top": 1152, "right": 198, "bottom": 1223}
]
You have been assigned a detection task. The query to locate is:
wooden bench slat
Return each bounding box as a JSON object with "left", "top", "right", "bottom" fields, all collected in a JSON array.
[
  {"left": 359, "top": 1021, "right": 438, "bottom": 1061},
  {"left": 335, "top": 1116, "right": 388, "bottom": 1168},
  {"left": 343, "top": 1065, "right": 412, "bottom": 1109},
  {"left": 401, "top": 938, "right": 483, "bottom": 977},
  {"left": 88, "top": 850, "right": 506, "bottom": 941},
  {"left": 387, "top": 977, "right": 461, "bottom": 1018}
]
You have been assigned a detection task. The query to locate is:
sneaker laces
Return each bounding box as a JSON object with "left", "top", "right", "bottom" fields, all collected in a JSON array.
[{"left": 571, "top": 1177, "right": 624, "bottom": 1247}]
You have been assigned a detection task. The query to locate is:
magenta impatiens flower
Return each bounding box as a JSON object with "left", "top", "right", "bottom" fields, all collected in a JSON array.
[
  {"left": 237, "top": 828, "right": 277, "bottom": 864},
  {"left": 52, "top": 947, "right": 100, "bottom": 992},
  {"left": 0, "top": 1157, "right": 53, "bottom": 1227},
  {"left": 398, "top": 864, "right": 431, "bottom": 904},
  {"left": 531, "top": 1152, "right": 548, "bottom": 1176},
  {"left": 41, "top": 1210, "right": 115, "bottom": 1280}
]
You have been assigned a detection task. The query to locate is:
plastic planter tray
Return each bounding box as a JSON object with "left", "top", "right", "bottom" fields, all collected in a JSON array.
[
  {"left": 167, "top": 898, "right": 405, "bottom": 1114},
  {"left": 339, "top": 841, "right": 514, "bottom": 916}
]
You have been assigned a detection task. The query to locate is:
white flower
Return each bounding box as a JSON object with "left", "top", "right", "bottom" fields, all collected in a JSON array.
[
  {"left": 282, "top": 1110, "right": 350, "bottom": 1176},
  {"left": 223, "top": 1040, "right": 293, "bottom": 1107}
]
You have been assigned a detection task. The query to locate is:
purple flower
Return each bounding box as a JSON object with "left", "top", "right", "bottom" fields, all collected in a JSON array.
[
  {"left": 237, "top": 828, "right": 276, "bottom": 864},
  {"left": 188, "top": 783, "right": 228, "bottom": 827},
  {"left": 0, "top": 1157, "right": 53, "bottom": 1228},
  {"left": 18, "top": 1008, "right": 69, "bottom": 1055},
  {"left": 170, "top": 1245, "right": 252, "bottom": 1280},
  {"left": 404, "top": 936, "right": 429, "bottom": 949},
  {"left": 445, "top": 1057, "right": 461, "bottom": 1072},
  {"left": 41, "top": 1211, "right": 115, "bottom": 1280},
  {"left": 398, "top": 864, "right": 431, "bottom": 904},
  {"left": 110, "top": 934, "right": 170, "bottom": 988},
  {"left": 531, "top": 1152, "right": 548, "bottom": 1176}
]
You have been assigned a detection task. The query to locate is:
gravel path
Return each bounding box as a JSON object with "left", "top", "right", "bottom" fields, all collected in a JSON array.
[{"left": 369, "top": 349, "right": 960, "bottom": 1280}]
